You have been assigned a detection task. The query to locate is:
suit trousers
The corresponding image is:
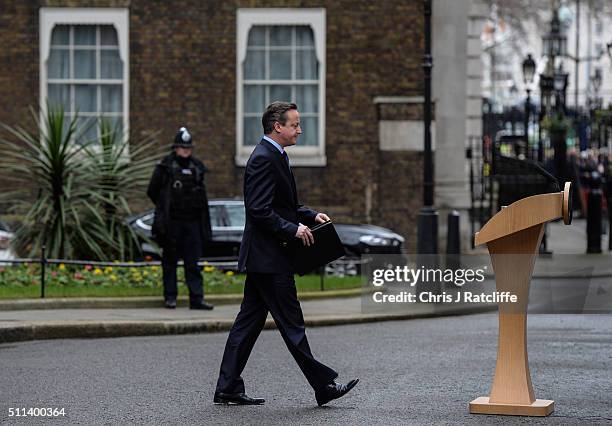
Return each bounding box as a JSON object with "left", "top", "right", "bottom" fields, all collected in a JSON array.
[
  {"left": 215, "top": 272, "right": 338, "bottom": 394},
  {"left": 161, "top": 218, "right": 203, "bottom": 301}
]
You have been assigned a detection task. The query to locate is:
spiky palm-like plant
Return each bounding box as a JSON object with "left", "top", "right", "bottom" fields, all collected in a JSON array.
[
  {"left": 0, "top": 105, "right": 106, "bottom": 259},
  {"left": 83, "top": 118, "right": 164, "bottom": 260}
]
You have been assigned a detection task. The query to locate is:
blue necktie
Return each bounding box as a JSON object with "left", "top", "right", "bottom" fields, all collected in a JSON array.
[{"left": 282, "top": 151, "right": 290, "bottom": 169}]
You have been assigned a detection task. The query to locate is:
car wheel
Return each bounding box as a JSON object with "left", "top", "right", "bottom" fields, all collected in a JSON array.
[{"left": 325, "top": 258, "right": 359, "bottom": 277}]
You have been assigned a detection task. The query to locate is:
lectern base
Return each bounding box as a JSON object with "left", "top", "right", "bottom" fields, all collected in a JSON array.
[{"left": 469, "top": 397, "right": 554, "bottom": 416}]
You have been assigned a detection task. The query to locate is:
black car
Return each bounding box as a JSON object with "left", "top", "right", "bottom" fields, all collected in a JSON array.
[{"left": 127, "top": 199, "right": 404, "bottom": 274}]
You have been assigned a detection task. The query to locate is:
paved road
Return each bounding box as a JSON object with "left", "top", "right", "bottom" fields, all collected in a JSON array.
[{"left": 1, "top": 313, "right": 611, "bottom": 425}]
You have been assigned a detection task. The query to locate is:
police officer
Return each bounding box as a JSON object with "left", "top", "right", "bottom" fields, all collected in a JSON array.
[{"left": 147, "top": 127, "right": 214, "bottom": 310}]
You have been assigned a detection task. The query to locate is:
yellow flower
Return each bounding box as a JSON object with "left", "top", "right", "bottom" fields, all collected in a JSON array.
[
  {"left": 58, "top": 263, "right": 66, "bottom": 271},
  {"left": 142, "top": 270, "right": 148, "bottom": 277},
  {"left": 94, "top": 268, "right": 103, "bottom": 275},
  {"left": 110, "top": 274, "right": 118, "bottom": 282},
  {"left": 225, "top": 271, "right": 234, "bottom": 276},
  {"left": 104, "top": 266, "right": 113, "bottom": 273},
  {"left": 204, "top": 266, "right": 214, "bottom": 273}
]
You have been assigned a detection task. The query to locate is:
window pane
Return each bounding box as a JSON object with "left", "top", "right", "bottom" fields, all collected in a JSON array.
[
  {"left": 270, "top": 26, "right": 292, "bottom": 47},
  {"left": 48, "top": 48, "right": 69, "bottom": 79},
  {"left": 269, "top": 50, "right": 291, "bottom": 79},
  {"left": 269, "top": 85, "right": 291, "bottom": 103},
  {"left": 74, "top": 50, "right": 96, "bottom": 79},
  {"left": 244, "top": 85, "right": 265, "bottom": 113},
  {"left": 51, "top": 25, "right": 69, "bottom": 45},
  {"left": 62, "top": 114, "right": 72, "bottom": 139},
  {"left": 243, "top": 117, "right": 261, "bottom": 146},
  {"left": 295, "top": 85, "right": 318, "bottom": 113},
  {"left": 75, "top": 85, "right": 97, "bottom": 113},
  {"left": 299, "top": 116, "right": 318, "bottom": 146},
  {"left": 296, "top": 26, "right": 314, "bottom": 47},
  {"left": 76, "top": 116, "right": 98, "bottom": 145},
  {"left": 244, "top": 50, "right": 265, "bottom": 79},
  {"left": 106, "top": 116, "right": 123, "bottom": 138},
  {"left": 100, "top": 25, "right": 118, "bottom": 46},
  {"left": 74, "top": 25, "right": 96, "bottom": 46},
  {"left": 247, "top": 26, "right": 265, "bottom": 46},
  {"left": 101, "top": 85, "right": 123, "bottom": 112},
  {"left": 101, "top": 50, "right": 123, "bottom": 79},
  {"left": 47, "top": 84, "right": 71, "bottom": 112},
  {"left": 296, "top": 49, "right": 318, "bottom": 79}
]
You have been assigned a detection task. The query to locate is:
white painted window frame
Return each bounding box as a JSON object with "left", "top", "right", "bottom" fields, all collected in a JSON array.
[
  {"left": 39, "top": 8, "right": 129, "bottom": 140},
  {"left": 236, "top": 8, "right": 326, "bottom": 167}
]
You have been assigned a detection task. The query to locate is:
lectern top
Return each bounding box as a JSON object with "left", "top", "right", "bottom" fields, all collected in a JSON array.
[{"left": 474, "top": 185, "right": 570, "bottom": 246}]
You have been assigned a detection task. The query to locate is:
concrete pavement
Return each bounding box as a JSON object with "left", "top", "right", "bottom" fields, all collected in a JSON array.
[{"left": 0, "top": 295, "right": 495, "bottom": 344}]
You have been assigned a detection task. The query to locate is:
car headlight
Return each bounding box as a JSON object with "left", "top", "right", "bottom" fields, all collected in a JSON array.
[{"left": 359, "top": 235, "right": 393, "bottom": 246}]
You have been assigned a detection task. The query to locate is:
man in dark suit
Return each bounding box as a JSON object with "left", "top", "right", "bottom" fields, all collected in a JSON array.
[{"left": 214, "top": 102, "right": 358, "bottom": 406}]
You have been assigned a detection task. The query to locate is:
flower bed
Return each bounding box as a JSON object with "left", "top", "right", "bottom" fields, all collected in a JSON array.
[{"left": 0, "top": 262, "right": 240, "bottom": 289}]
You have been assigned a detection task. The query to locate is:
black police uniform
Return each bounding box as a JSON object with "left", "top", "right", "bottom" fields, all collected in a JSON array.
[{"left": 146, "top": 128, "right": 213, "bottom": 309}]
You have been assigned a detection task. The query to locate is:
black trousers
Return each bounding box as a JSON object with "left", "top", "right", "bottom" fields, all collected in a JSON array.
[
  {"left": 161, "top": 219, "right": 203, "bottom": 301},
  {"left": 216, "top": 273, "right": 338, "bottom": 394}
]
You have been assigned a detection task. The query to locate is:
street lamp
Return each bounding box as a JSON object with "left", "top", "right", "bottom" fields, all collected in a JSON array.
[
  {"left": 538, "top": 74, "right": 554, "bottom": 162},
  {"left": 554, "top": 66, "right": 569, "bottom": 112},
  {"left": 417, "top": 0, "right": 438, "bottom": 256},
  {"left": 542, "top": 10, "right": 567, "bottom": 59},
  {"left": 522, "top": 54, "right": 536, "bottom": 86},
  {"left": 522, "top": 54, "right": 536, "bottom": 158},
  {"left": 592, "top": 69, "right": 602, "bottom": 94}
]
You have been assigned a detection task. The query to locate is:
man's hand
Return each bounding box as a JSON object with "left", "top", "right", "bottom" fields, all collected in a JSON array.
[
  {"left": 314, "top": 213, "right": 330, "bottom": 224},
  {"left": 295, "top": 223, "right": 314, "bottom": 246}
]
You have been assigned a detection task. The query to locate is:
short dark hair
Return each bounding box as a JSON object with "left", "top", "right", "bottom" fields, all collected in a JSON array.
[{"left": 262, "top": 102, "right": 298, "bottom": 134}]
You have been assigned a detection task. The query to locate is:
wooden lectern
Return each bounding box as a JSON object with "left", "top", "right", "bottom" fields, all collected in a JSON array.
[{"left": 469, "top": 182, "right": 572, "bottom": 417}]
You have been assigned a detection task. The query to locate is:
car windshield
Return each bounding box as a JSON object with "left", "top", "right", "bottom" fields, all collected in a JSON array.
[{"left": 226, "top": 204, "right": 245, "bottom": 227}]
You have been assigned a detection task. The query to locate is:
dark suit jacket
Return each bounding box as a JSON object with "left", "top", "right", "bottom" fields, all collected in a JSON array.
[{"left": 238, "top": 139, "right": 318, "bottom": 274}]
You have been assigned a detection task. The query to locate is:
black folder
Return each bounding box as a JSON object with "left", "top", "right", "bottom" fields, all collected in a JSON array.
[{"left": 294, "top": 221, "right": 346, "bottom": 276}]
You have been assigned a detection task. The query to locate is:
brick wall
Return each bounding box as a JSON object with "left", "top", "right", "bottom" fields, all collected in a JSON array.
[{"left": 0, "top": 0, "right": 425, "bottom": 248}]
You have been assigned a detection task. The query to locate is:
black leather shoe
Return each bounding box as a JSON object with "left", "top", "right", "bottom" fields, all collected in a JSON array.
[
  {"left": 189, "top": 300, "right": 214, "bottom": 310},
  {"left": 213, "top": 392, "right": 265, "bottom": 405},
  {"left": 164, "top": 299, "right": 176, "bottom": 309},
  {"left": 315, "top": 379, "right": 359, "bottom": 406}
]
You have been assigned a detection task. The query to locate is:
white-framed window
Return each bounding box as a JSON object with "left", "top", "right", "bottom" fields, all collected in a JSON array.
[
  {"left": 236, "top": 9, "right": 326, "bottom": 166},
  {"left": 40, "top": 8, "right": 129, "bottom": 143}
]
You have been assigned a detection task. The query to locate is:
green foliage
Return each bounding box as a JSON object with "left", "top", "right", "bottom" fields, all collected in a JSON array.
[
  {"left": 0, "top": 263, "right": 362, "bottom": 299},
  {"left": 0, "top": 104, "right": 164, "bottom": 260},
  {"left": 82, "top": 118, "right": 164, "bottom": 260},
  {"left": 540, "top": 113, "right": 571, "bottom": 134},
  {"left": 0, "top": 262, "right": 241, "bottom": 289},
  {"left": 594, "top": 109, "right": 612, "bottom": 126}
]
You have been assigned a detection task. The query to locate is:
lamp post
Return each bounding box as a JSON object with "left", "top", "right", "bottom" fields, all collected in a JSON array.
[
  {"left": 522, "top": 54, "right": 536, "bottom": 159},
  {"left": 538, "top": 7, "right": 567, "bottom": 163},
  {"left": 538, "top": 74, "right": 554, "bottom": 162},
  {"left": 591, "top": 69, "right": 602, "bottom": 149},
  {"left": 417, "top": 0, "right": 437, "bottom": 255},
  {"left": 554, "top": 65, "right": 569, "bottom": 113}
]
